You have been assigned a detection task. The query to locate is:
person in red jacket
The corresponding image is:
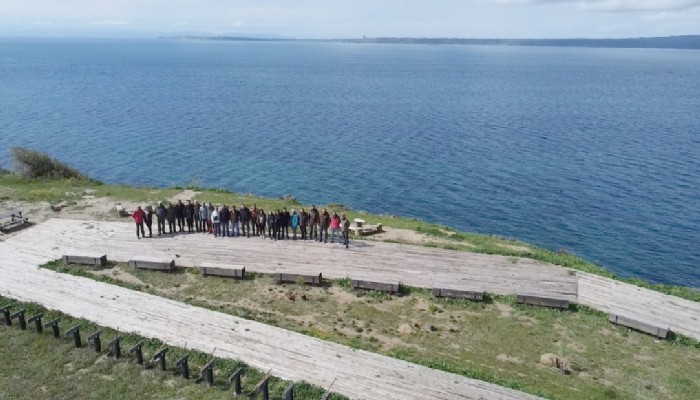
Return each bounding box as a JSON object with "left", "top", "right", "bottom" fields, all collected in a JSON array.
[{"left": 132, "top": 206, "right": 146, "bottom": 239}]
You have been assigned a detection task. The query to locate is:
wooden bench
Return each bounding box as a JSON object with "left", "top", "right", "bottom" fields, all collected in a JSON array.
[
  {"left": 515, "top": 292, "right": 569, "bottom": 310},
  {"left": 129, "top": 258, "right": 175, "bottom": 272},
  {"left": 351, "top": 279, "right": 399, "bottom": 294},
  {"left": 199, "top": 262, "right": 245, "bottom": 279},
  {"left": 0, "top": 210, "right": 28, "bottom": 232},
  {"left": 275, "top": 273, "right": 323, "bottom": 285},
  {"left": 432, "top": 286, "right": 484, "bottom": 301},
  {"left": 62, "top": 254, "right": 107, "bottom": 267},
  {"left": 609, "top": 314, "right": 669, "bottom": 339}
]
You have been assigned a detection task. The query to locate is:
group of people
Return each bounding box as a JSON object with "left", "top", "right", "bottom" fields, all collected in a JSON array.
[{"left": 131, "top": 200, "right": 352, "bottom": 248}]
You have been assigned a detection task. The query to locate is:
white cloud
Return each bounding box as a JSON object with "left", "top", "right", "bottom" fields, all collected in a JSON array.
[{"left": 494, "top": 0, "right": 700, "bottom": 12}]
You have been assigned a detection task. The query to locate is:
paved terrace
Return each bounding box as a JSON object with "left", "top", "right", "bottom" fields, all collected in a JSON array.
[{"left": 1, "top": 219, "right": 699, "bottom": 398}]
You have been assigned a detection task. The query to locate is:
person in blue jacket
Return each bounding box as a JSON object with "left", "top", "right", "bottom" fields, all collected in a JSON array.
[{"left": 290, "top": 209, "right": 300, "bottom": 240}]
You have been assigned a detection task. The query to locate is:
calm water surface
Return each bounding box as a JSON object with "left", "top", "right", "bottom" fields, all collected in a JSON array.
[{"left": 1, "top": 38, "right": 698, "bottom": 287}]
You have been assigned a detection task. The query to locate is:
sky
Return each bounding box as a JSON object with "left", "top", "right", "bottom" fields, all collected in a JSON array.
[{"left": 0, "top": 0, "right": 699, "bottom": 39}]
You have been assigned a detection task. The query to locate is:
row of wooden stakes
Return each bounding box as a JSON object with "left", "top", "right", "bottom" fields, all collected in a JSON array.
[{"left": 0, "top": 303, "right": 336, "bottom": 400}]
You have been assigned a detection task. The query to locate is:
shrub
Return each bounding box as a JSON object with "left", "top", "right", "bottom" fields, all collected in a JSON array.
[{"left": 10, "top": 146, "right": 89, "bottom": 180}]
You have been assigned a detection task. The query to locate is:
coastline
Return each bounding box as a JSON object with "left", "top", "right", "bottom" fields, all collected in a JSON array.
[{"left": 1, "top": 174, "right": 698, "bottom": 301}]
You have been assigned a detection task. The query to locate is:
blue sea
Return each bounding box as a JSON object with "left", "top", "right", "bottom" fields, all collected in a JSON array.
[{"left": 1, "top": 38, "right": 699, "bottom": 288}]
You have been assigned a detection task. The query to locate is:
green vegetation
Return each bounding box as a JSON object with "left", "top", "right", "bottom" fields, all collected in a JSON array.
[
  {"left": 0, "top": 295, "right": 345, "bottom": 400},
  {"left": 9, "top": 146, "right": 94, "bottom": 181},
  {"left": 42, "top": 261, "right": 700, "bottom": 400}
]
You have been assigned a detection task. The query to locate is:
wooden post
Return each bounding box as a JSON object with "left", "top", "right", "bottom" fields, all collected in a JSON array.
[
  {"left": 152, "top": 348, "right": 169, "bottom": 371},
  {"left": 44, "top": 318, "right": 61, "bottom": 338},
  {"left": 283, "top": 383, "right": 295, "bottom": 400},
  {"left": 10, "top": 309, "right": 27, "bottom": 330},
  {"left": 1, "top": 305, "right": 12, "bottom": 326},
  {"left": 228, "top": 368, "right": 243, "bottom": 395},
  {"left": 27, "top": 313, "right": 43, "bottom": 334},
  {"left": 87, "top": 330, "right": 102, "bottom": 352},
  {"left": 65, "top": 325, "right": 82, "bottom": 348},
  {"left": 175, "top": 355, "right": 190, "bottom": 379},
  {"left": 107, "top": 336, "right": 122, "bottom": 359},
  {"left": 199, "top": 360, "right": 214, "bottom": 386},
  {"left": 129, "top": 340, "right": 145, "bottom": 367}
]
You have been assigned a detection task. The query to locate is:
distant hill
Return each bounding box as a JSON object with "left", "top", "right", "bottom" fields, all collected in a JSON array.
[{"left": 163, "top": 35, "right": 700, "bottom": 50}]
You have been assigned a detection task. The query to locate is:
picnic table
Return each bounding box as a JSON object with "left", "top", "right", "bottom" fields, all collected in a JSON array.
[{"left": 0, "top": 210, "right": 28, "bottom": 232}]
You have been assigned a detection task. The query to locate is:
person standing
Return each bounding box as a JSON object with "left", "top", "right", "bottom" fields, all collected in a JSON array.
[
  {"left": 330, "top": 211, "right": 341, "bottom": 244},
  {"left": 176, "top": 200, "right": 185, "bottom": 232},
  {"left": 167, "top": 202, "right": 177, "bottom": 234},
  {"left": 199, "top": 202, "right": 210, "bottom": 234},
  {"left": 193, "top": 201, "right": 201, "bottom": 232},
  {"left": 342, "top": 214, "right": 351, "bottom": 248},
  {"left": 156, "top": 201, "right": 167, "bottom": 235},
  {"left": 290, "top": 209, "right": 300, "bottom": 240},
  {"left": 231, "top": 205, "right": 240, "bottom": 237},
  {"left": 267, "top": 211, "right": 276, "bottom": 240},
  {"left": 258, "top": 209, "right": 266, "bottom": 238},
  {"left": 282, "top": 207, "right": 291, "bottom": 239},
  {"left": 299, "top": 208, "right": 309, "bottom": 240},
  {"left": 132, "top": 206, "right": 146, "bottom": 239},
  {"left": 251, "top": 204, "right": 258, "bottom": 237},
  {"left": 240, "top": 204, "right": 251, "bottom": 238},
  {"left": 319, "top": 208, "right": 330, "bottom": 243},
  {"left": 185, "top": 200, "right": 195, "bottom": 233},
  {"left": 220, "top": 204, "right": 230, "bottom": 237},
  {"left": 309, "top": 206, "right": 319, "bottom": 241},
  {"left": 211, "top": 206, "right": 221, "bottom": 237},
  {"left": 144, "top": 205, "right": 154, "bottom": 238}
]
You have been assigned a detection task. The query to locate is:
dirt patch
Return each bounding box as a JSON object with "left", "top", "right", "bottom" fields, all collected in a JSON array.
[
  {"left": 91, "top": 268, "right": 146, "bottom": 287},
  {"left": 368, "top": 227, "right": 466, "bottom": 247},
  {"left": 168, "top": 189, "right": 200, "bottom": 203},
  {"left": 495, "top": 302, "right": 514, "bottom": 318},
  {"left": 497, "top": 353, "right": 523, "bottom": 364},
  {"left": 498, "top": 244, "right": 532, "bottom": 253}
]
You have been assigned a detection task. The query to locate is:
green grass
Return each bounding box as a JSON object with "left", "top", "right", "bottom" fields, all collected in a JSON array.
[
  {"left": 42, "top": 261, "right": 700, "bottom": 400},
  {"left": 0, "top": 295, "right": 345, "bottom": 400},
  {"left": 1, "top": 174, "right": 698, "bottom": 303}
]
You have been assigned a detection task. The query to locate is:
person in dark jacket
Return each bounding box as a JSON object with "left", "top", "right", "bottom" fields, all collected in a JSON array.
[
  {"left": 167, "top": 202, "right": 177, "bottom": 234},
  {"left": 251, "top": 204, "right": 258, "bottom": 236},
  {"left": 220, "top": 204, "right": 230, "bottom": 237},
  {"left": 185, "top": 200, "right": 195, "bottom": 233},
  {"left": 309, "top": 206, "right": 319, "bottom": 241},
  {"left": 299, "top": 208, "right": 309, "bottom": 240},
  {"left": 240, "top": 204, "right": 251, "bottom": 238},
  {"left": 176, "top": 200, "right": 185, "bottom": 232},
  {"left": 144, "top": 205, "right": 154, "bottom": 238},
  {"left": 319, "top": 208, "right": 330, "bottom": 243},
  {"left": 282, "top": 207, "right": 291, "bottom": 239},
  {"left": 231, "top": 205, "right": 240, "bottom": 237},
  {"left": 267, "top": 211, "right": 276, "bottom": 240},
  {"left": 193, "top": 202, "right": 201, "bottom": 232},
  {"left": 156, "top": 202, "right": 167, "bottom": 235},
  {"left": 342, "top": 214, "right": 351, "bottom": 248},
  {"left": 275, "top": 209, "right": 284, "bottom": 240}
]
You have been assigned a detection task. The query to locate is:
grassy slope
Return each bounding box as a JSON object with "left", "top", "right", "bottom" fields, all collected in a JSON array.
[
  {"left": 42, "top": 261, "right": 700, "bottom": 400},
  {"left": 0, "top": 296, "right": 344, "bottom": 400},
  {"left": 1, "top": 175, "right": 698, "bottom": 301}
]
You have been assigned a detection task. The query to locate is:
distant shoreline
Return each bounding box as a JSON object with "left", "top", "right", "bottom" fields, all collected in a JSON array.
[{"left": 162, "top": 34, "right": 700, "bottom": 50}]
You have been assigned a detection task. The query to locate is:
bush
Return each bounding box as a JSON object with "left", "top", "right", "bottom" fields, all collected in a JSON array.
[
  {"left": 10, "top": 146, "right": 89, "bottom": 180},
  {"left": 0, "top": 167, "right": 11, "bottom": 177}
]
